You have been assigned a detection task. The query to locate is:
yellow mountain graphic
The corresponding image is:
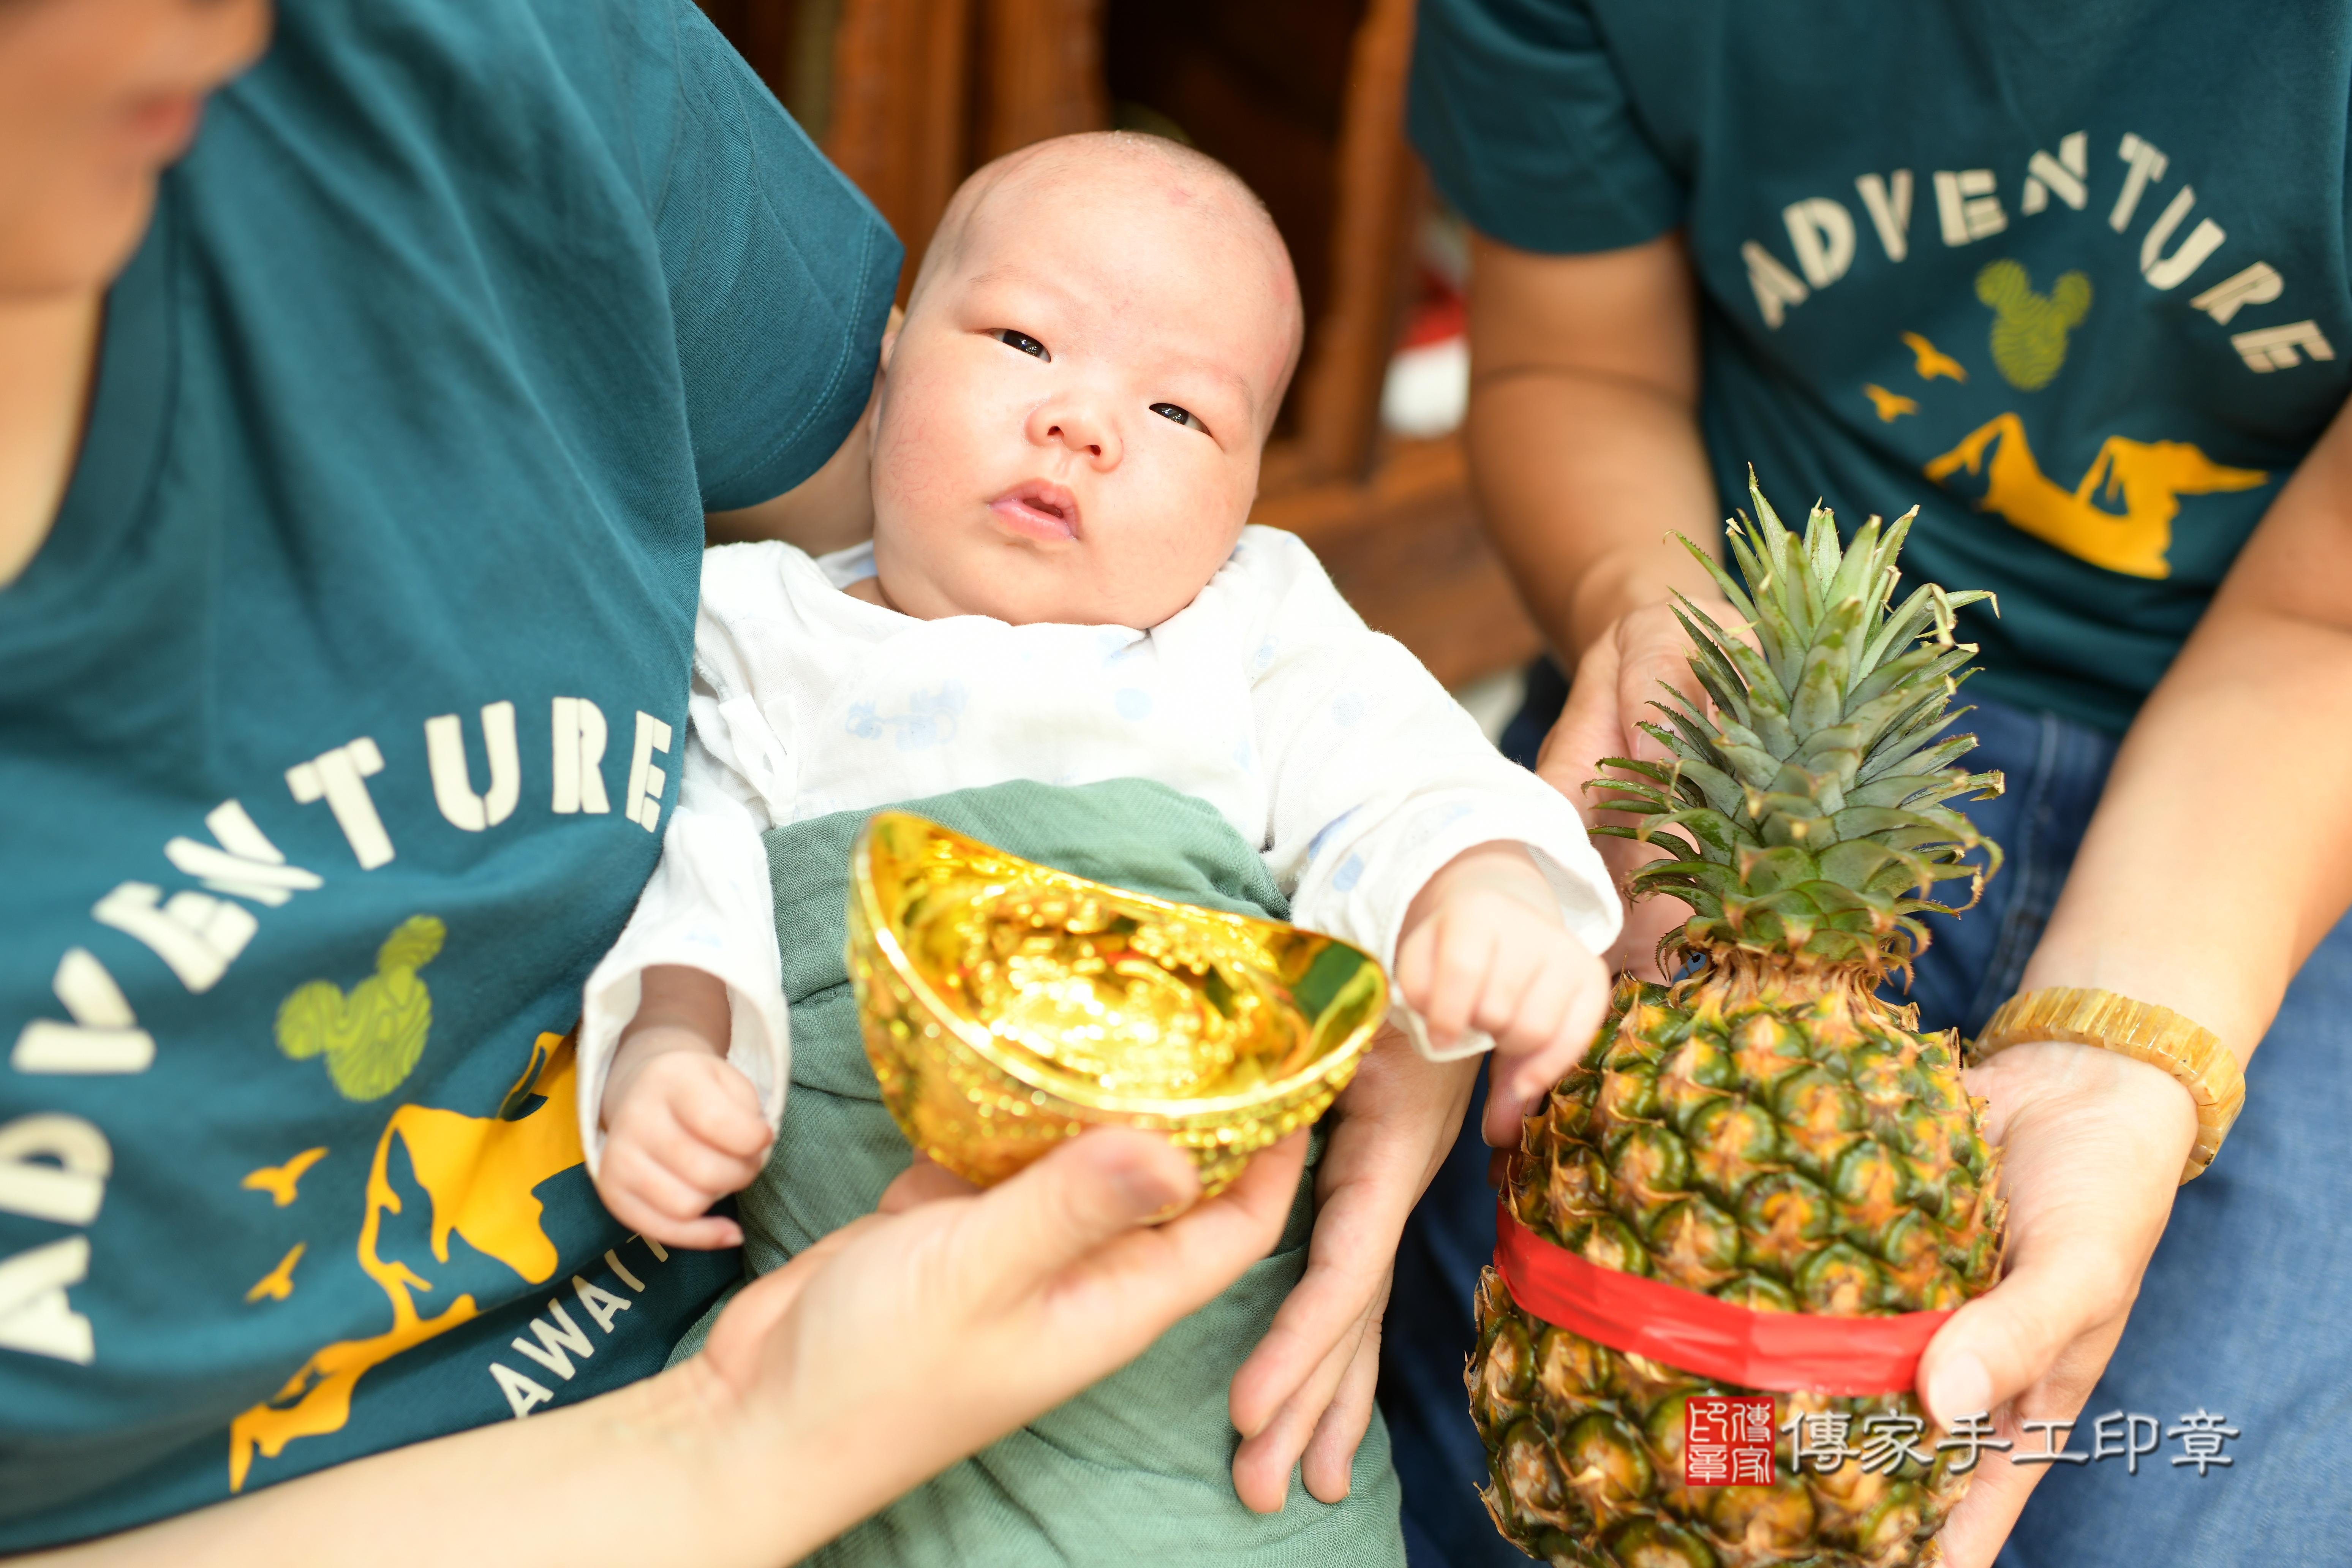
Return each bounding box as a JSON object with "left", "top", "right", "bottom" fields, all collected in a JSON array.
[
  {"left": 227, "top": 1032, "right": 584, "bottom": 1491},
  {"left": 1924, "top": 414, "right": 2267, "bottom": 579}
]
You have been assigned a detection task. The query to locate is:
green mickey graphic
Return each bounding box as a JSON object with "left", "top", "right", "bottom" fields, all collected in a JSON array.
[
  {"left": 1977, "top": 258, "right": 2091, "bottom": 391},
  {"left": 274, "top": 916, "right": 445, "bottom": 1101}
]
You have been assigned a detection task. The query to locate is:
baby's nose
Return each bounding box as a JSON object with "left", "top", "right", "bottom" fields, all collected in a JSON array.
[
  {"left": 1031, "top": 400, "right": 1119, "bottom": 465},
  {"left": 1046, "top": 421, "right": 1102, "bottom": 457}
]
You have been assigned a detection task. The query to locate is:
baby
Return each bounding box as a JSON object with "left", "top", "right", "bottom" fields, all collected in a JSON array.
[{"left": 576, "top": 132, "right": 1619, "bottom": 1560}]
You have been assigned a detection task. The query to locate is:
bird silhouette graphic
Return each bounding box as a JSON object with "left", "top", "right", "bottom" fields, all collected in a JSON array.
[
  {"left": 242, "top": 1146, "right": 328, "bottom": 1207},
  {"left": 245, "top": 1242, "right": 307, "bottom": 1304},
  {"left": 1902, "top": 331, "right": 1968, "bottom": 384},
  {"left": 1864, "top": 384, "right": 1920, "bottom": 423}
]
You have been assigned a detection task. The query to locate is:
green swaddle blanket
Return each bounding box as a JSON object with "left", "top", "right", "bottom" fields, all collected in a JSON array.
[{"left": 669, "top": 777, "right": 1406, "bottom": 1566}]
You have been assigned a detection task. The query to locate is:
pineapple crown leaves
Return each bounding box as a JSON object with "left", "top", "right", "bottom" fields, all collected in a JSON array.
[{"left": 1587, "top": 471, "right": 2004, "bottom": 973}]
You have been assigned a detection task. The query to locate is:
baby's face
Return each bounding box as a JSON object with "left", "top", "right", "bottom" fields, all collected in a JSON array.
[{"left": 867, "top": 155, "right": 1299, "bottom": 628}]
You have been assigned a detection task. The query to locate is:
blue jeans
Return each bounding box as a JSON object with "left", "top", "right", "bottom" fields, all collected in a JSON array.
[{"left": 1381, "top": 661, "right": 2352, "bottom": 1567}]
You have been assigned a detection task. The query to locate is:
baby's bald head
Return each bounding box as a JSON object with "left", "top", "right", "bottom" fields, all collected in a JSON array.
[
  {"left": 867, "top": 132, "right": 1304, "bottom": 629},
  {"left": 906, "top": 133, "right": 1304, "bottom": 427}
]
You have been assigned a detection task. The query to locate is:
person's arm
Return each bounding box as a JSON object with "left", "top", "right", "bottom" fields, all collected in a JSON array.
[
  {"left": 1236, "top": 530, "right": 1619, "bottom": 1008},
  {"left": 575, "top": 725, "right": 789, "bottom": 1196},
  {"left": 23, "top": 1127, "right": 1306, "bottom": 1568},
  {"left": 1920, "top": 395, "right": 2352, "bottom": 1567},
  {"left": 1227, "top": 1027, "right": 1474, "bottom": 1510},
  {"left": 1466, "top": 228, "right": 1719, "bottom": 665},
  {"left": 1465, "top": 231, "right": 1740, "bottom": 975},
  {"left": 1217, "top": 530, "right": 1619, "bottom": 1510}
]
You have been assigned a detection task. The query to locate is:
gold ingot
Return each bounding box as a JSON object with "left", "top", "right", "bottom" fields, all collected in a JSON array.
[{"left": 848, "top": 811, "right": 1387, "bottom": 1195}]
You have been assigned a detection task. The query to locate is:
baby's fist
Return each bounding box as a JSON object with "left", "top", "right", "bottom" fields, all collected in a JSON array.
[
  {"left": 597, "top": 1035, "right": 774, "bottom": 1249},
  {"left": 1394, "top": 866, "right": 1610, "bottom": 1144}
]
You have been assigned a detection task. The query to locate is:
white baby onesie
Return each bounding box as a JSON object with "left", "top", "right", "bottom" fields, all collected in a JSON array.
[{"left": 575, "top": 525, "right": 1621, "bottom": 1168}]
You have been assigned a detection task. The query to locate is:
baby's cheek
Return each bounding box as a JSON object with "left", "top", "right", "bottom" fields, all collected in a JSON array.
[
  {"left": 873, "top": 400, "right": 966, "bottom": 509},
  {"left": 1114, "top": 452, "right": 1251, "bottom": 602}
]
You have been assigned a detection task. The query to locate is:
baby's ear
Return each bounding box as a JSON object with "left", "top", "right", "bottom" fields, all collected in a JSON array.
[{"left": 878, "top": 303, "right": 906, "bottom": 375}]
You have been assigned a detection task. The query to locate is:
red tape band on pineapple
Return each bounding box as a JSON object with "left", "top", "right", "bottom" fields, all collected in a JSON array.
[{"left": 1493, "top": 1201, "right": 1952, "bottom": 1397}]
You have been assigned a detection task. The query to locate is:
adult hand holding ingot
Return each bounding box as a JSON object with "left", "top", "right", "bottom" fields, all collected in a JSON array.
[{"left": 848, "top": 811, "right": 1389, "bottom": 1197}]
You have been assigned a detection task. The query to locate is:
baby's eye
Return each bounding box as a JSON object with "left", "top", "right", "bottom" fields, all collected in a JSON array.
[
  {"left": 1150, "top": 402, "right": 1206, "bottom": 432},
  {"left": 993, "top": 329, "right": 1050, "bottom": 360}
]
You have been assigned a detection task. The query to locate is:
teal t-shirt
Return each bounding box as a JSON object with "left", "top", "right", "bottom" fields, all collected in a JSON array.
[
  {"left": 0, "top": 0, "right": 897, "bottom": 1547},
  {"left": 1409, "top": 0, "right": 2352, "bottom": 731}
]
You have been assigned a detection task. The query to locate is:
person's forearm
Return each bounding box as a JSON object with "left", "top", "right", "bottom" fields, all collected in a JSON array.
[
  {"left": 624, "top": 963, "right": 732, "bottom": 1052},
  {"left": 2019, "top": 604, "right": 2352, "bottom": 1060},
  {"left": 2020, "top": 414, "right": 2352, "bottom": 1062},
  {"left": 30, "top": 1361, "right": 850, "bottom": 1568},
  {"left": 603, "top": 962, "right": 734, "bottom": 1128},
  {"left": 1467, "top": 370, "right": 1721, "bottom": 659},
  {"left": 1463, "top": 231, "right": 1723, "bottom": 662}
]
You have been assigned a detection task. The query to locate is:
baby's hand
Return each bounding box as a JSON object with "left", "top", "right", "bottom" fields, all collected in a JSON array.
[
  {"left": 598, "top": 990, "right": 775, "bottom": 1249},
  {"left": 1394, "top": 844, "right": 1612, "bottom": 1141}
]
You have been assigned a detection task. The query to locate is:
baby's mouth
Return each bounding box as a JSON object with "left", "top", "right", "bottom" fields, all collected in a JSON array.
[{"left": 988, "top": 481, "right": 1082, "bottom": 543}]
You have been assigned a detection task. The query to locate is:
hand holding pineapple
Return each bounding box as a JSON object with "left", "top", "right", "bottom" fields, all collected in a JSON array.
[
  {"left": 1916, "top": 1038, "right": 2197, "bottom": 1568},
  {"left": 1532, "top": 595, "right": 1750, "bottom": 985},
  {"left": 1472, "top": 484, "right": 2009, "bottom": 1567},
  {"left": 1492, "top": 473, "right": 2304, "bottom": 1568}
]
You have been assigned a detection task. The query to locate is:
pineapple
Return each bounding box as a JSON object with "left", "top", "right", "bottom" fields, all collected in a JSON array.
[{"left": 1468, "top": 478, "right": 2007, "bottom": 1568}]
